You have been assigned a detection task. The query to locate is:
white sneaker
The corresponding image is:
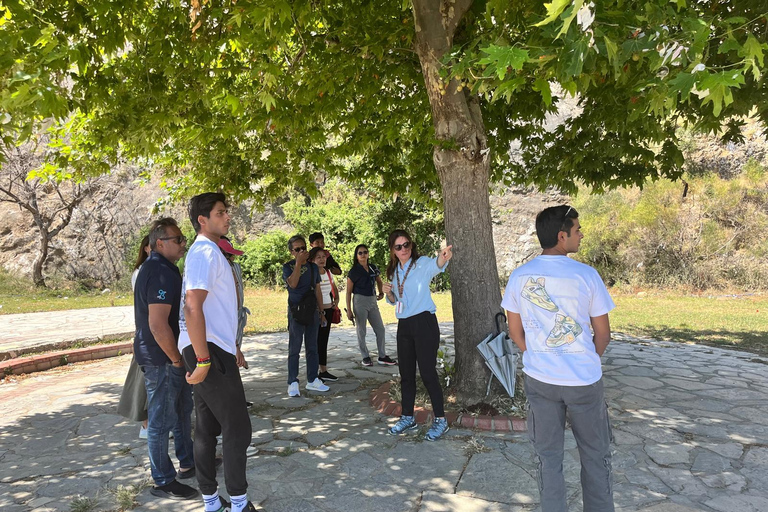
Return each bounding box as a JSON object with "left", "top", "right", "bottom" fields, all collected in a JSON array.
[
  {"left": 305, "top": 378, "right": 329, "bottom": 392},
  {"left": 288, "top": 381, "right": 300, "bottom": 397}
]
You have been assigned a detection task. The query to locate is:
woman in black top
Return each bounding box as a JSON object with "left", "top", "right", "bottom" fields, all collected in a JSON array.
[{"left": 345, "top": 244, "right": 397, "bottom": 367}]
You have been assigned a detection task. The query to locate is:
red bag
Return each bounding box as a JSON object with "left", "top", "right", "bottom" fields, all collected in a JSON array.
[{"left": 331, "top": 306, "right": 342, "bottom": 324}]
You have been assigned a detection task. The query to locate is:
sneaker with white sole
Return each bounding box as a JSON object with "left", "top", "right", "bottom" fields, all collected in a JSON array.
[
  {"left": 377, "top": 355, "right": 398, "bottom": 366},
  {"left": 388, "top": 415, "right": 418, "bottom": 435},
  {"left": 287, "top": 381, "right": 300, "bottom": 397},
  {"left": 425, "top": 417, "right": 449, "bottom": 441},
  {"left": 305, "top": 378, "right": 329, "bottom": 392}
]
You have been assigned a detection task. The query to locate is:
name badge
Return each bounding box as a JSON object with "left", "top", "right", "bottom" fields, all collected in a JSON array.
[{"left": 396, "top": 301, "right": 404, "bottom": 314}]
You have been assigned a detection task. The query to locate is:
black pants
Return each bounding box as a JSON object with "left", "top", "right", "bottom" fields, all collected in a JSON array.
[
  {"left": 317, "top": 307, "right": 334, "bottom": 366},
  {"left": 397, "top": 311, "right": 444, "bottom": 417},
  {"left": 183, "top": 343, "right": 252, "bottom": 496}
]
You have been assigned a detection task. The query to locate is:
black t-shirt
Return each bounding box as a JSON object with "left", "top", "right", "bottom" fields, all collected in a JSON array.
[
  {"left": 348, "top": 263, "right": 380, "bottom": 296},
  {"left": 326, "top": 252, "right": 342, "bottom": 274},
  {"left": 133, "top": 252, "right": 182, "bottom": 366}
]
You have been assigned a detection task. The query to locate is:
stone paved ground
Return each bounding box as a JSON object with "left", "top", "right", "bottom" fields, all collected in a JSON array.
[{"left": 1, "top": 325, "right": 767, "bottom": 512}]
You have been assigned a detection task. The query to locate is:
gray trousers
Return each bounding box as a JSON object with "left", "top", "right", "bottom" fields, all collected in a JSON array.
[
  {"left": 352, "top": 294, "right": 387, "bottom": 359},
  {"left": 524, "top": 375, "right": 614, "bottom": 512}
]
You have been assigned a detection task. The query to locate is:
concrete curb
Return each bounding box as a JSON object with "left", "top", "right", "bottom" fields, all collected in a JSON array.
[
  {"left": 370, "top": 381, "right": 527, "bottom": 432},
  {"left": 0, "top": 341, "right": 134, "bottom": 376},
  {"left": 0, "top": 331, "right": 135, "bottom": 362}
]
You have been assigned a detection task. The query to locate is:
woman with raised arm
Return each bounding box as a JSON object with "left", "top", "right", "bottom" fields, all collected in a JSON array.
[{"left": 382, "top": 230, "right": 453, "bottom": 441}]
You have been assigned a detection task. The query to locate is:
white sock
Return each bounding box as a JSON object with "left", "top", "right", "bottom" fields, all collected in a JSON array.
[
  {"left": 203, "top": 491, "right": 221, "bottom": 512},
  {"left": 230, "top": 493, "right": 248, "bottom": 512}
]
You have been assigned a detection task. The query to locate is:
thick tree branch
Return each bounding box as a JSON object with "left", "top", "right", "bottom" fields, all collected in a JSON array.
[{"left": 443, "top": 0, "right": 473, "bottom": 38}]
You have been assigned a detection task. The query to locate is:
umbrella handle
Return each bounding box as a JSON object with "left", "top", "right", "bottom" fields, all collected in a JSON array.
[{"left": 495, "top": 311, "right": 507, "bottom": 335}]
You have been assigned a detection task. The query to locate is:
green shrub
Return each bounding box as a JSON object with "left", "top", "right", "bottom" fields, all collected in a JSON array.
[
  {"left": 574, "top": 168, "right": 768, "bottom": 291},
  {"left": 239, "top": 230, "right": 291, "bottom": 286}
]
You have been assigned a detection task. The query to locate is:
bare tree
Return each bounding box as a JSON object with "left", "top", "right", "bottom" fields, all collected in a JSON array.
[{"left": 0, "top": 140, "right": 97, "bottom": 286}]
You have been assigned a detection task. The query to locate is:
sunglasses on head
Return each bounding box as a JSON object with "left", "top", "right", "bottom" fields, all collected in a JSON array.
[
  {"left": 559, "top": 206, "right": 574, "bottom": 232},
  {"left": 159, "top": 235, "right": 187, "bottom": 245},
  {"left": 393, "top": 241, "right": 411, "bottom": 251}
]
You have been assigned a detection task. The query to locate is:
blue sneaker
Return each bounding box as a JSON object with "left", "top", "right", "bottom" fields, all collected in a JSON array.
[
  {"left": 425, "top": 417, "right": 449, "bottom": 441},
  {"left": 388, "top": 415, "right": 418, "bottom": 435}
]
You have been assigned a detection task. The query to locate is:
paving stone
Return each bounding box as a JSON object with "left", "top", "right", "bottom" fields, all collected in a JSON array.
[
  {"left": 633, "top": 502, "right": 704, "bottom": 511},
  {"left": 691, "top": 450, "right": 732, "bottom": 474},
  {"left": 696, "top": 442, "right": 744, "bottom": 459},
  {"left": 420, "top": 490, "right": 520, "bottom": 511},
  {"left": 643, "top": 443, "right": 693, "bottom": 465},
  {"left": 699, "top": 472, "right": 747, "bottom": 492},
  {"left": 705, "top": 494, "right": 768, "bottom": 512},
  {"left": 647, "top": 467, "right": 709, "bottom": 496},
  {"left": 456, "top": 451, "right": 539, "bottom": 505}
]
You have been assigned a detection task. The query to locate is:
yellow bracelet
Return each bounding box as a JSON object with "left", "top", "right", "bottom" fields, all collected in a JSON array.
[{"left": 196, "top": 362, "right": 211, "bottom": 367}]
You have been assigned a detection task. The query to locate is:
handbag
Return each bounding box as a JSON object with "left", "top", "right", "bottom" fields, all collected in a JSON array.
[
  {"left": 327, "top": 269, "right": 342, "bottom": 324},
  {"left": 290, "top": 264, "right": 317, "bottom": 326}
]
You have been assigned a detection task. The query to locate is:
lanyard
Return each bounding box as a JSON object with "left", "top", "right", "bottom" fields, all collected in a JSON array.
[
  {"left": 229, "top": 262, "right": 242, "bottom": 310},
  {"left": 396, "top": 259, "right": 415, "bottom": 298}
]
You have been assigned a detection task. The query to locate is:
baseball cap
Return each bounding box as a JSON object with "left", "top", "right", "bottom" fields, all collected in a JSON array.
[{"left": 218, "top": 237, "right": 244, "bottom": 256}]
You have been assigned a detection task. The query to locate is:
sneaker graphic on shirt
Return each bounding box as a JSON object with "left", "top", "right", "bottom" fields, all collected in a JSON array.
[
  {"left": 521, "top": 277, "right": 559, "bottom": 312},
  {"left": 546, "top": 313, "right": 583, "bottom": 347}
]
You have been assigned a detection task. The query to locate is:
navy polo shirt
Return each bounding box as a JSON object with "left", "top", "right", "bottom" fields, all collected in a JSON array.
[
  {"left": 133, "top": 251, "right": 182, "bottom": 366},
  {"left": 282, "top": 261, "right": 321, "bottom": 305},
  {"left": 348, "top": 263, "right": 380, "bottom": 296}
]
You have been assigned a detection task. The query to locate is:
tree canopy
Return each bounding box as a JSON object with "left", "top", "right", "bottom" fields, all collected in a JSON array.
[{"left": 2, "top": 0, "right": 765, "bottom": 197}]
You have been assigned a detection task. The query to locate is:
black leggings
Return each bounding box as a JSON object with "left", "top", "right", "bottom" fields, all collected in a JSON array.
[
  {"left": 317, "top": 307, "right": 334, "bottom": 366},
  {"left": 397, "top": 311, "right": 444, "bottom": 417},
  {"left": 182, "top": 343, "right": 252, "bottom": 496}
]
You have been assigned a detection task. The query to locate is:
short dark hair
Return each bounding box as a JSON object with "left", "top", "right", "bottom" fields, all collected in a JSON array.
[
  {"left": 308, "top": 232, "right": 324, "bottom": 244},
  {"left": 536, "top": 205, "right": 579, "bottom": 249},
  {"left": 308, "top": 246, "right": 327, "bottom": 262},
  {"left": 287, "top": 235, "right": 306, "bottom": 251},
  {"left": 148, "top": 218, "right": 179, "bottom": 250},
  {"left": 189, "top": 192, "right": 228, "bottom": 233}
]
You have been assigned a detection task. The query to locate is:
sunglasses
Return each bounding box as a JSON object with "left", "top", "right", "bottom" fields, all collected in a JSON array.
[
  {"left": 393, "top": 241, "right": 411, "bottom": 251},
  {"left": 357, "top": 250, "right": 369, "bottom": 256},
  {"left": 159, "top": 235, "right": 187, "bottom": 245},
  {"left": 560, "top": 206, "right": 574, "bottom": 232},
  {"left": 292, "top": 246, "right": 307, "bottom": 253}
]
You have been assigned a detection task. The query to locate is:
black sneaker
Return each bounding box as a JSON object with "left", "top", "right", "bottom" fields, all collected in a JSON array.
[
  {"left": 213, "top": 496, "right": 230, "bottom": 512},
  {"left": 377, "top": 356, "right": 398, "bottom": 366},
  {"left": 318, "top": 371, "right": 338, "bottom": 382},
  {"left": 245, "top": 501, "right": 265, "bottom": 511},
  {"left": 149, "top": 480, "right": 199, "bottom": 500},
  {"left": 362, "top": 357, "right": 373, "bottom": 367}
]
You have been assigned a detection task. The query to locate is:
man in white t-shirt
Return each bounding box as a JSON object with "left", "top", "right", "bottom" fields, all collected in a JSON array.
[
  {"left": 179, "top": 193, "right": 260, "bottom": 512},
  {"left": 501, "top": 205, "right": 615, "bottom": 512}
]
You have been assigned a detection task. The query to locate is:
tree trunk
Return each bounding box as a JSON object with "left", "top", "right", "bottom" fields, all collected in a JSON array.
[
  {"left": 412, "top": 0, "right": 502, "bottom": 404},
  {"left": 32, "top": 228, "right": 49, "bottom": 287}
]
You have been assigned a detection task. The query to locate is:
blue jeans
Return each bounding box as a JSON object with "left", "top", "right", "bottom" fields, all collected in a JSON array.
[
  {"left": 142, "top": 363, "right": 195, "bottom": 486},
  {"left": 287, "top": 309, "right": 319, "bottom": 385}
]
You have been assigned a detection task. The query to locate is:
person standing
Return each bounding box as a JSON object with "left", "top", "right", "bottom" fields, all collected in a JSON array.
[
  {"left": 382, "top": 230, "right": 452, "bottom": 441},
  {"left": 502, "top": 205, "right": 615, "bottom": 512},
  {"left": 283, "top": 236, "right": 330, "bottom": 396},
  {"left": 345, "top": 244, "right": 396, "bottom": 367},
  {"left": 308, "top": 232, "right": 342, "bottom": 275},
  {"left": 218, "top": 236, "right": 250, "bottom": 369},
  {"left": 308, "top": 247, "right": 339, "bottom": 382},
  {"left": 133, "top": 218, "right": 197, "bottom": 500},
  {"left": 119, "top": 233, "right": 151, "bottom": 439},
  {"left": 179, "top": 193, "right": 260, "bottom": 512}
]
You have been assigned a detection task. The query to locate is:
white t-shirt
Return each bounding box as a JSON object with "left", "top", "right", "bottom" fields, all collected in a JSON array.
[
  {"left": 319, "top": 270, "right": 333, "bottom": 307},
  {"left": 501, "top": 255, "right": 615, "bottom": 386},
  {"left": 178, "top": 235, "right": 238, "bottom": 356}
]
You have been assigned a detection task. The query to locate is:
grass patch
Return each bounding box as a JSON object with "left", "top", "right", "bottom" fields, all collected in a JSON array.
[
  {"left": 0, "top": 270, "right": 132, "bottom": 315},
  {"left": 109, "top": 479, "right": 151, "bottom": 511},
  {"left": 70, "top": 497, "right": 98, "bottom": 512},
  {"left": 610, "top": 291, "right": 768, "bottom": 356},
  {"left": 464, "top": 436, "right": 492, "bottom": 456}
]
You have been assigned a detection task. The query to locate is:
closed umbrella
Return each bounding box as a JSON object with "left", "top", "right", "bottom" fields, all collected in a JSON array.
[{"left": 476, "top": 312, "right": 519, "bottom": 397}]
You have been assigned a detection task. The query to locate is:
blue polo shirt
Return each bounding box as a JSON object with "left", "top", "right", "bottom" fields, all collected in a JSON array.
[
  {"left": 133, "top": 251, "right": 182, "bottom": 366},
  {"left": 386, "top": 256, "right": 448, "bottom": 319},
  {"left": 282, "top": 261, "right": 321, "bottom": 305},
  {"left": 348, "top": 263, "right": 380, "bottom": 296}
]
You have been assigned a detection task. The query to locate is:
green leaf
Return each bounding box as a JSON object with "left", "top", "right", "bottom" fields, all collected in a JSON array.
[
  {"left": 563, "top": 38, "right": 589, "bottom": 76},
  {"left": 556, "top": 0, "right": 583, "bottom": 39},
  {"left": 534, "top": 0, "right": 572, "bottom": 27},
  {"left": 533, "top": 77, "right": 552, "bottom": 106},
  {"left": 478, "top": 46, "right": 529, "bottom": 79},
  {"left": 698, "top": 71, "right": 745, "bottom": 116},
  {"left": 669, "top": 72, "right": 696, "bottom": 101}
]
